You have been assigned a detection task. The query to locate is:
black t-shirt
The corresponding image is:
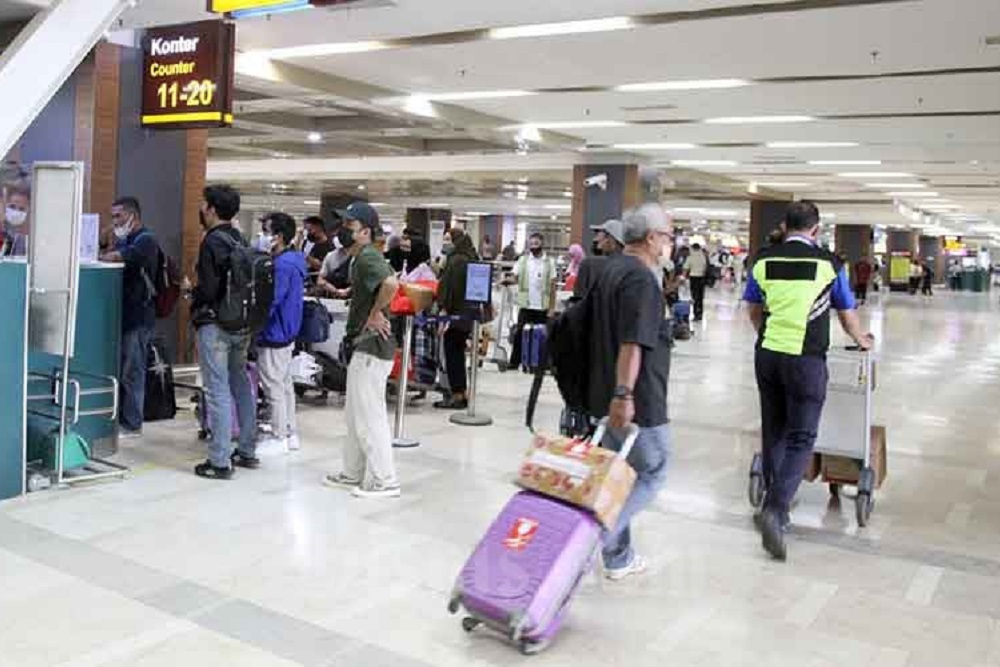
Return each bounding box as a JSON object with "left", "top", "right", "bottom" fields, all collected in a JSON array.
[
  {"left": 586, "top": 254, "right": 671, "bottom": 427},
  {"left": 309, "top": 239, "right": 335, "bottom": 266}
]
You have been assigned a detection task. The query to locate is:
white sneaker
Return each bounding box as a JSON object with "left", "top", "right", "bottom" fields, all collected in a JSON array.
[
  {"left": 287, "top": 435, "right": 301, "bottom": 451},
  {"left": 255, "top": 436, "right": 287, "bottom": 456},
  {"left": 323, "top": 472, "right": 361, "bottom": 489},
  {"left": 604, "top": 554, "right": 648, "bottom": 581},
  {"left": 351, "top": 482, "right": 401, "bottom": 499}
]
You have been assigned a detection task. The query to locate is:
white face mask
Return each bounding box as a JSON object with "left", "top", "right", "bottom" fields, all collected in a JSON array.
[
  {"left": 5, "top": 207, "right": 26, "bottom": 227},
  {"left": 255, "top": 233, "right": 274, "bottom": 253}
]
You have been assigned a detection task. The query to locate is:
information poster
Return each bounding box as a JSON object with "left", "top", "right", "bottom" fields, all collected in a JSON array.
[{"left": 79, "top": 214, "right": 99, "bottom": 263}]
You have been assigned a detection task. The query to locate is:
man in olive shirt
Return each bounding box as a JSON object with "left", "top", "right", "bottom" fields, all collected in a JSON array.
[{"left": 323, "top": 202, "right": 401, "bottom": 498}]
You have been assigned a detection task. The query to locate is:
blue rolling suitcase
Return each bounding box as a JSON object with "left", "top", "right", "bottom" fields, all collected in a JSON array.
[{"left": 521, "top": 324, "right": 547, "bottom": 372}]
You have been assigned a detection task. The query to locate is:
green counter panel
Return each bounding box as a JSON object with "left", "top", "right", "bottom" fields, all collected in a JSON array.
[{"left": 0, "top": 262, "right": 28, "bottom": 500}]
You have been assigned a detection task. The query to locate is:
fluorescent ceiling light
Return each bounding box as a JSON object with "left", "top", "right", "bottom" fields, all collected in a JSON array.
[
  {"left": 250, "top": 40, "right": 388, "bottom": 59},
  {"left": 403, "top": 96, "right": 437, "bottom": 118},
  {"left": 701, "top": 209, "right": 740, "bottom": 217},
  {"left": 615, "top": 78, "right": 750, "bottom": 92},
  {"left": 671, "top": 159, "right": 738, "bottom": 167},
  {"left": 464, "top": 211, "right": 490, "bottom": 216},
  {"left": 757, "top": 182, "right": 809, "bottom": 188},
  {"left": 767, "top": 141, "right": 858, "bottom": 148},
  {"left": 544, "top": 204, "right": 572, "bottom": 210},
  {"left": 887, "top": 191, "right": 939, "bottom": 197},
  {"left": 421, "top": 90, "right": 535, "bottom": 102},
  {"left": 613, "top": 142, "right": 698, "bottom": 150},
  {"left": 420, "top": 203, "right": 450, "bottom": 208},
  {"left": 505, "top": 120, "right": 626, "bottom": 130},
  {"left": 368, "top": 202, "right": 387, "bottom": 207},
  {"left": 303, "top": 199, "right": 321, "bottom": 206},
  {"left": 489, "top": 17, "right": 633, "bottom": 40},
  {"left": 562, "top": 190, "right": 572, "bottom": 198},
  {"left": 838, "top": 172, "right": 912, "bottom": 178},
  {"left": 821, "top": 213, "right": 838, "bottom": 219},
  {"left": 307, "top": 131, "right": 322, "bottom": 143},
  {"left": 671, "top": 208, "right": 703, "bottom": 213},
  {"left": 865, "top": 183, "right": 926, "bottom": 189},
  {"left": 705, "top": 115, "right": 815, "bottom": 125},
  {"left": 808, "top": 160, "right": 882, "bottom": 166}
]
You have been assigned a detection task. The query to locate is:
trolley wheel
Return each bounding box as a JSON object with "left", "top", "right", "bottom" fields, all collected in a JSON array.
[
  {"left": 747, "top": 453, "right": 765, "bottom": 508},
  {"left": 461, "top": 617, "right": 481, "bottom": 633},
  {"left": 197, "top": 429, "right": 209, "bottom": 441},
  {"left": 856, "top": 492, "right": 874, "bottom": 527},
  {"left": 748, "top": 473, "right": 765, "bottom": 509},
  {"left": 447, "top": 597, "right": 460, "bottom": 615},
  {"left": 829, "top": 483, "right": 841, "bottom": 497}
]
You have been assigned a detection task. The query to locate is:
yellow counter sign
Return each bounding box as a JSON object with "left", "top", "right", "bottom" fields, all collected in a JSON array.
[{"left": 208, "top": 0, "right": 299, "bottom": 11}]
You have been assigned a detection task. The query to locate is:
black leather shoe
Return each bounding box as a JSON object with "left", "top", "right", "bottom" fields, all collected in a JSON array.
[
  {"left": 231, "top": 451, "right": 261, "bottom": 469},
  {"left": 194, "top": 461, "right": 234, "bottom": 480},
  {"left": 760, "top": 509, "right": 787, "bottom": 561}
]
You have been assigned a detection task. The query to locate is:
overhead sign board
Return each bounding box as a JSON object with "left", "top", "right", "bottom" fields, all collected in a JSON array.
[
  {"left": 141, "top": 20, "right": 235, "bottom": 129},
  {"left": 208, "top": 0, "right": 305, "bottom": 12}
]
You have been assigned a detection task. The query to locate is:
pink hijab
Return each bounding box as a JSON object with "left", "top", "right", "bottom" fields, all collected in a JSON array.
[{"left": 567, "top": 244, "right": 585, "bottom": 277}]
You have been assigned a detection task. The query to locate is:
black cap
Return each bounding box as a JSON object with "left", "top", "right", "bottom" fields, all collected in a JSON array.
[{"left": 340, "top": 201, "right": 381, "bottom": 236}]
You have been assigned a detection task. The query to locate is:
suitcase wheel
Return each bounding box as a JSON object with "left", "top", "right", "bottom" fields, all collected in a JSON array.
[
  {"left": 197, "top": 429, "right": 210, "bottom": 441},
  {"left": 520, "top": 638, "right": 549, "bottom": 656},
  {"left": 461, "top": 617, "right": 481, "bottom": 633},
  {"left": 447, "top": 595, "right": 461, "bottom": 615}
]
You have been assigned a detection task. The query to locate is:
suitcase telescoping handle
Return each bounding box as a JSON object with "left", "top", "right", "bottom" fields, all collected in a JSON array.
[{"left": 590, "top": 418, "right": 641, "bottom": 461}]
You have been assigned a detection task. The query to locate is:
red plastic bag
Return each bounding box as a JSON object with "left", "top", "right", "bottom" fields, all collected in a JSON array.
[
  {"left": 390, "top": 288, "right": 415, "bottom": 315},
  {"left": 390, "top": 349, "right": 416, "bottom": 382}
]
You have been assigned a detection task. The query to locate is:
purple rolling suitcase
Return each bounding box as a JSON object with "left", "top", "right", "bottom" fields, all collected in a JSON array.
[
  {"left": 521, "top": 324, "right": 547, "bottom": 372},
  {"left": 448, "top": 490, "right": 601, "bottom": 655},
  {"left": 195, "top": 362, "right": 262, "bottom": 441}
]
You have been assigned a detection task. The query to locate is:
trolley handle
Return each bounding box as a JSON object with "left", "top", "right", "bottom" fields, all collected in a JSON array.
[{"left": 590, "top": 418, "right": 641, "bottom": 461}]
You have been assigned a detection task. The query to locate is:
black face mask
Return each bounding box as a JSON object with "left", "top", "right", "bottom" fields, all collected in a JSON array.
[
  {"left": 530, "top": 247, "right": 543, "bottom": 257},
  {"left": 591, "top": 240, "right": 602, "bottom": 256},
  {"left": 337, "top": 226, "right": 355, "bottom": 249}
]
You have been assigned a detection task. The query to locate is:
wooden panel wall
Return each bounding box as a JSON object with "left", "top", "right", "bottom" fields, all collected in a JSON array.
[{"left": 178, "top": 129, "right": 208, "bottom": 363}]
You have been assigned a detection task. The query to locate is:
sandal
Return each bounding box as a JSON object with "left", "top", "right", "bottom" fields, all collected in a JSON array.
[{"left": 194, "top": 460, "right": 234, "bottom": 480}]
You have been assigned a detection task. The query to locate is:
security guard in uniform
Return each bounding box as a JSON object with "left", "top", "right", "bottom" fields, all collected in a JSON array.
[{"left": 743, "top": 201, "right": 873, "bottom": 561}]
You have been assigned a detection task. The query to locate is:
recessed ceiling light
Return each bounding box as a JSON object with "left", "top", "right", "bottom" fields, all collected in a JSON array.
[
  {"left": 671, "top": 159, "right": 739, "bottom": 167},
  {"left": 808, "top": 160, "right": 882, "bottom": 166},
  {"left": 705, "top": 115, "right": 816, "bottom": 125},
  {"left": 250, "top": 41, "right": 389, "bottom": 60},
  {"left": 757, "top": 182, "right": 810, "bottom": 188},
  {"left": 613, "top": 142, "right": 698, "bottom": 150},
  {"left": 866, "top": 183, "right": 926, "bottom": 189},
  {"left": 701, "top": 209, "right": 740, "bottom": 217},
  {"left": 887, "top": 191, "right": 940, "bottom": 197},
  {"left": 357, "top": 184, "right": 366, "bottom": 190},
  {"left": 615, "top": 78, "right": 751, "bottom": 92},
  {"left": 489, "top": 17, "right": 633, "bottom": 40},
  {"left": 307, "top": 132, "right": 322, "bottom": 143},
  {"left": 839, "top": 172, "right": 913, "bottom": 178},
  {"left": 303, "top": 200, "right": 321, "bottom": 206},
  {"left": 562, "top": 190, "right": 572, "bottom": 198},
  {"left": 767, "top": 141, "right": 858, "bottom": 148},
  {"left": 544, "top": 204, "right": 572, "bottom": 210}
]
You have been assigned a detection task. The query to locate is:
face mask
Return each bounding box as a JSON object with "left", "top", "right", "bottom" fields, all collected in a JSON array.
[
  {"left": 306, "top": 232, "right": 318, "bottom": 244},
  {"left": 591, "top": 241, "right": 602, "bottom": 256},
  {"left": 530, "top": 246, "right": 542, "bottom": 257},
  {"left": 113, "top": 225, "right": 130, "bottom": 241},
  {"left": 441, "top": 242, "right": 455, "bottom": 256},
  {"left": 337, "top": 226, "right": 355, "bottom": 249},
  {"left": 6, "top": 207, "right": 26, "bottom": 227},
  {"left": 255, "top": 233, "right": 274, "bottom": 253}
]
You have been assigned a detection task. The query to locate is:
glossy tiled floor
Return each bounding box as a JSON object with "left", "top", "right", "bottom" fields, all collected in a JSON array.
[{"left": 3, "top": 286, "right": 1000, "bottom": 666}]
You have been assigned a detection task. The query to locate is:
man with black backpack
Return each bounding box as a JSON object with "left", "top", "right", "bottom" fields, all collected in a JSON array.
[
  {"left": 100, "top": 196, "right": 160, "bottom": 437},
  {"left": 189, "top": 184, "right": 266, "bottom": 480}
]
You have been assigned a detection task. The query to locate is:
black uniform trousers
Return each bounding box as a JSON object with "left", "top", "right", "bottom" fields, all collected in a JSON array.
[
  {"left": 755, "top": 347, "right": 829, "bottom": 515},
  {"left": 689, "top": 276, "right": 707, "bottom": 320}
]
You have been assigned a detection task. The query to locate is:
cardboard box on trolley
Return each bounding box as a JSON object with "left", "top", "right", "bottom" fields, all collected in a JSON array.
[
  {"left": 821, "top": 425, "right": 888, "bottom": 487},
  {"left": 516, "top": 431, "right": 637, "bottom": 530}
]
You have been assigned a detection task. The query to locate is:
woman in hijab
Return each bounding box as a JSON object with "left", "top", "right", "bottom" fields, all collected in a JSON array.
[
  {"left": 435, "top": 227, "right": 480, "bottom": 409},
  {"left": 563, "top": 243, "right": 585, "bottom": 292}
]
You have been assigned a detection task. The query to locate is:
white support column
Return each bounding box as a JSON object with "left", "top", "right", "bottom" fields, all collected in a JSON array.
[{"left": 0, "top": 0, "right": 129, "bottom": 159}]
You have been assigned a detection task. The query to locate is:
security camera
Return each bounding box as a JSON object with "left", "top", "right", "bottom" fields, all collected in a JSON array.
[{"left": 584, "top": 173, "right": 608, "bottom": 190}]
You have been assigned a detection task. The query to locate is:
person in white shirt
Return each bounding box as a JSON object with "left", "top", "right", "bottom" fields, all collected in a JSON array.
[
  {"left": 684, "top": 242, "right": 710, "bottom": 321},
  {"left": 507, "top": 232, "right": 555, "bottom": 369}
]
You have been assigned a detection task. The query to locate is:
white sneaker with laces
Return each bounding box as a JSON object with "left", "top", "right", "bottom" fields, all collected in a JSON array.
[
  {"left": 351, "top": 482, "right": 401, "bottom": 499},
  {"left": 287, "top": 434, "right": 301, "bottom": 451},
  {"left": 604, "top": 554, "right": 648, "bottom": 581}
]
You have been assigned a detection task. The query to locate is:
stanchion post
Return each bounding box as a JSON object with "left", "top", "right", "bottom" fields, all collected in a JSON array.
[
  {"left": 450, "top": 317, "right": 493, "bottom": 427},
  {"left": 392, "top": 314, "right": 419, "bottom": 448}
]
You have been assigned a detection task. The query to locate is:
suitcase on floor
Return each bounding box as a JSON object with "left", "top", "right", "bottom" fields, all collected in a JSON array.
[
  {"left": 521, "top": 324, "right": 547, "bottom": 372},
  {"left": 447, "top": 490, "right": 601, "bottom": 655},
  {"left": 143, "top": 340, "right": 177, "bottom": 422}
]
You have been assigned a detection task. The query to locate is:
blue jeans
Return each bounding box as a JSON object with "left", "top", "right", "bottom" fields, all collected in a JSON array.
[
  {"left": 120, "top": 326, "right": 153, "bottom": 432},
  {"left": 196, "top": 324, "right": 255, "bottom": 468},
  {"left": 600, "top": 423, "right": 671, "bottom": 569}
]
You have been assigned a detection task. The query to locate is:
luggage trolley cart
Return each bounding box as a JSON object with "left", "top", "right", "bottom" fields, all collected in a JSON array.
[
  {"left": 748, "top": 348, "right": 878, "bottom": 527},
  {"left": 490, "top": 281, "right": 516, "bottom": 372}
]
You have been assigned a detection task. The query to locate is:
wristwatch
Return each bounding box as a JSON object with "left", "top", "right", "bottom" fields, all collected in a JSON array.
[{"left": 612, "top": 385, "right": 633, "bottom": 400}]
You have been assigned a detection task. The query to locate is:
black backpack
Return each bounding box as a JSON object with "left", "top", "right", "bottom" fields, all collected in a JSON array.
[
  {"left": 525, "top": 290, "right": 594, "bottom": 434},
  {"left": 217, "top": 234, "right": 275, "bottom": 334}
]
